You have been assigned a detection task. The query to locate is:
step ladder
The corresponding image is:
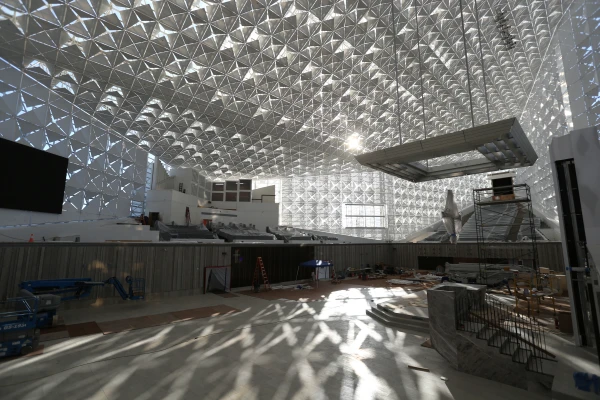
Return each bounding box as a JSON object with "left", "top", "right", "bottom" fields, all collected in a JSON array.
[
  {"left": 331, "top": 263, "right": 341, "bottom": 284},
  {"left": 252, "top": 257, "right": 271, "bottom": 292}
]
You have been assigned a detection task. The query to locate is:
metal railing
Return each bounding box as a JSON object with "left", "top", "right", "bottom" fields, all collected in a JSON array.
[{"left": 456, "top": 291, "right": 554, "bottom": 374}]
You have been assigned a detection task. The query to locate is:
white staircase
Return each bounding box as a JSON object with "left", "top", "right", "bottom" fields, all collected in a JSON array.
[{"left": 367, "top": 303, "right": 430, "bottom": 334}]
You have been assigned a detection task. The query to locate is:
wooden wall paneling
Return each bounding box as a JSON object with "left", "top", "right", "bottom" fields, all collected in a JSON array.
[
  {"left": 90, "top": 246, "right": 111, "bottom": 301},
  {"left": 4, "top": 247, "right": 22, "bottom": 298},
  {"left": 0, "top": 246, "right": 8, "bottom": 297},
  {"left": 537, "top": 243, "right": 564, "bottom": 272},
  {"left": 38, "top": 246, "right": 57, "bottom": 280},
  {"left": 18, "top": 246, "right": 42, "bottom": 292},
  {"left": 390, "top": 244, "right": 418, "bottom": 269},
  {"left": 95, "top": 246, "right": 115, "bottom": 300},
  {"left": 114, "top": 246, "right": 128, "bottom": 289},
  {"left": 179, "top": 247, "right": 192, "bottom": 292},
  {"left": 187, "top": 247, "right": 196, "bottom": 292},
  {"left": 313, "top": 244, "right": 392, "bottom": 272},
  {"left": 137, "top": 245, "right": 156, "bottom": 296},
  {"left": 172, "top": 246, "right": 183, "bottom": 292},
  {"left": 1, "top": 247, "right": 21, "bottom": 298},
  {"left": 229, "top": 246, "right": 312, "bottom": 288},
  {"left": 130, "top": 246, "right": 145, "bottom": 286},
  {"left": 0, "top": 242, "right": 567, "bottom": 302},
  {"left": 18, "top": 246, "right": 34, "bottom": 286},
  {"left": 191, "top": 247, "right": 202, "bottom": 291},
  {"left": 69, "top": 246, "right": 86, "bottom": 282},
  {"left": 163, "top": 246, "right": 176, "bottom": 293},
  {"left": 154, "top": 246, "right": 166, "bottom": 294}
]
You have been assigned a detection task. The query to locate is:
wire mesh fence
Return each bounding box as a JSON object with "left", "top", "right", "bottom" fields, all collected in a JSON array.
[{"left": 455, "top": 291, "right": 551, "bottom": 374}]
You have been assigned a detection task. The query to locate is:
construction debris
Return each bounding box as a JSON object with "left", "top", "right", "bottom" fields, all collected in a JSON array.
[
  {"left": 408, "top": 365, "right": 430, "bottom": 372},
  {"left": 387, "top": 279, "right": 417, "bottom": 285}
]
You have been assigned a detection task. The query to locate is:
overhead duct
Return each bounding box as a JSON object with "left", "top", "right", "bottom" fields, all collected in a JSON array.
[{"left": 355, "top": 118, "right": 537, "bottom": 182}]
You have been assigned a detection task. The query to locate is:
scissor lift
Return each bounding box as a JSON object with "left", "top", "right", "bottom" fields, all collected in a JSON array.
[
  {"left": 18, "top": 276, "right": 145, "bottom": 329},
  {"left": 20, "top": 276, "right": 145, "bottom": 302},
  {"left": 0, "top": 297, "right": 40, "bottom": 357}
]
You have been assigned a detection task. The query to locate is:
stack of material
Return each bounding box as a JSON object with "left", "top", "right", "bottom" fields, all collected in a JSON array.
[
  {"left": 387, "top": 279, "right": 419, "bottom": 285},
  {"left": 405, "top": 273, "right": 442, "bottom": 283},
  {"left": 155, "top": 221, "right": 218, "bottom": 241},
  {"left": 212, "top": 223, "right": 276, "bottom": 242},
  {"left": 310, "top": 233, "right": 338, "bottom": 241},
  {"left": 267, "top": 226, "right": 313, "bottom": 242},
  {"left": 445, "top": 262, "right": 532, "bottom": 285}
]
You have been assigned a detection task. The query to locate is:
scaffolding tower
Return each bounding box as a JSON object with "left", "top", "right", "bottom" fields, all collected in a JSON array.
[{"left": 473, "top": 183, "right": 539, "bottom": 285}]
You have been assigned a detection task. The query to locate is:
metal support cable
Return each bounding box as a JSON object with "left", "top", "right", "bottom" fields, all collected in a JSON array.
[
  {"left": 474, "top": 0, "right": 491, "bottom": 124},
  {"left": 390, "top": 0, "right": 403, "bottom": 144},
  {"left": 459, "top": 0, "right": 475, "bottom": 128}
]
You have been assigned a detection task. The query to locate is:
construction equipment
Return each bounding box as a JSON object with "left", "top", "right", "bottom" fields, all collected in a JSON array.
[
  {"left": 0, "top": 297, "right": 41, "bottom": 358},
  {"left": 18, "top": 276, "right": 145, "bottom": 328},
  {"left": 16, "top": 289, "right": 61, "bottom": 329},
  {"left": 20, "top": 276, "right": 145, "bottom": 301},
  {"left": 252, "top": 257, "right": 271, "bottom": 292},
  {"left": 331, "top": 264, "right": 341, "bottom": 284}
]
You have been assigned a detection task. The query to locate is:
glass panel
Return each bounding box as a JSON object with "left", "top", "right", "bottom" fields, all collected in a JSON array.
[
  {"left": 211, "top": 192, "right": 224, "bottom": 201},
  {"left": 226, "top": 192, "right": 237, "bottom": 202},
  {"left": 239, "top": 191, "right": 251, "bottom": 202},
  {"left": 239, "top": 179, "right": 252, "bottom": 191}
]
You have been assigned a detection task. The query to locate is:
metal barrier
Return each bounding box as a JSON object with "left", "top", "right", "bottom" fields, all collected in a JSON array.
[{"left": 455, "top": 291, "right": 553, "bottom": 374}]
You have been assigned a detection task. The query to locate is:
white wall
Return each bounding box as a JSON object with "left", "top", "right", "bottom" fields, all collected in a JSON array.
[
  {"left": 0, "top": 218, "right": 158, "bottom": 242},
  {"left": 146, "top": 189, "right": 279, "bottom": 231},
  {"left": 153, "top": 160, "right": 172, "bottom": 190},
  {"left": 0, "top": 58, "right": 148, "bottom": 228},
  {"left": 172, "top": 168, "right": 193, "bottom": 194},
  {"left": 0, "top": 197, "right": 133, "bottom": 227},
  {"left": 251, "top": 185, "right": 276, "bottom": 202}
]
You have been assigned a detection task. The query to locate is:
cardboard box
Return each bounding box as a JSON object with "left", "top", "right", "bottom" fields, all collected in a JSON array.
[{"left": 492, "top": 194, "right": 516, "bottom": 201}]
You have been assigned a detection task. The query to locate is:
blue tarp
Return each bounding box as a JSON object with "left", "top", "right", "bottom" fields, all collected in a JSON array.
[{"left": 298, "top": 260, "right": 333, "bottom": 268}]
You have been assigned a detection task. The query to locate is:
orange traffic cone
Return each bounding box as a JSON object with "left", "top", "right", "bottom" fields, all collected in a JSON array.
[{"left": 28, "top": 234, "right": 34, "bottom": 243}]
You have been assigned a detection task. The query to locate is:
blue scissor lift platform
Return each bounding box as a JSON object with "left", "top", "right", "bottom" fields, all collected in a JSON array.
[
  {"left": 0, "top": 297, "right": 40, "bottom": 357},
  {"left": 19, "top": 276, "right": 145, "bottom": 302},
  {"left": 0, "top": 276, "right": 145, "bottom": 359}
]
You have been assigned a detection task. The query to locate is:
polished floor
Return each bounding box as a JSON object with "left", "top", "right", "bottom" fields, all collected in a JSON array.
[{"left": 0, "top": 286, "right": 596, "bottom": 400}]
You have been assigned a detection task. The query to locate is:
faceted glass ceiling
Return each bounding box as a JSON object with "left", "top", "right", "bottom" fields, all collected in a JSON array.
[{"left": 0, "top": 0, "right": 564, "bottom": 179}]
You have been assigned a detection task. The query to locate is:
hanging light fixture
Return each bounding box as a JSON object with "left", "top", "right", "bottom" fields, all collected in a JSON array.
[{"left": 354, "top": 0, "right": 536, "bottom": 182}]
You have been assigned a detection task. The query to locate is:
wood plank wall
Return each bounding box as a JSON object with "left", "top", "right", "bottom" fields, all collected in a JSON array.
[
  {"left": 0, "top": 242, "right": 564, "bottom": 303},
  {"left": 314, "top": 244, "right": 392, "bottom": 269},
  {"left": 229, "top": 246, "right": 315, "bottom": 288},
  {"left": 315, "top": 243, "right": 564, "bottom": 272},
  {"left": 0, "top": 244, "right": 231, "bottom": 302}
]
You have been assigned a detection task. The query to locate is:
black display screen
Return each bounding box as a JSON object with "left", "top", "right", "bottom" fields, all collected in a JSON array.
[
  {"left": 0, "top": 137, "right": 69, "bottom": 214},
  {"left": 492, "top": 177, "right": 514, "bottom": 196}
]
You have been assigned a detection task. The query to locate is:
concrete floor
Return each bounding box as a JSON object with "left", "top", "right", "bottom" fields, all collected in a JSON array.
[{"left": 0, "top": 285, "right": 595, "bottom": 400}]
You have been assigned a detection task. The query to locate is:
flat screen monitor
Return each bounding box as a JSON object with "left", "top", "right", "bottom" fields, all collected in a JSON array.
[
  {"left": 492, "top": 177, "right": 514, "bottom": 196},
  {"left": 0, "top": 138, "right": 69, "bottom": 214}
]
